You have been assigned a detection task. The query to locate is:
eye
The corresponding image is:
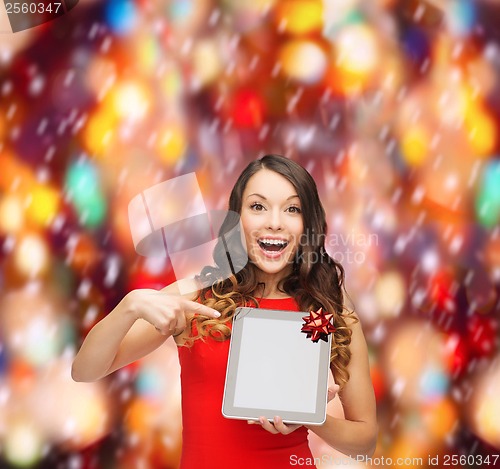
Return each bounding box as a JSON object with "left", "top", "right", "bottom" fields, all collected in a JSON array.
[
  {"left": 250, "top": 202, "right": 265, "bottom": 211},
  {"left": 287, "top": 205, "right": 302, "bottom": 214}
]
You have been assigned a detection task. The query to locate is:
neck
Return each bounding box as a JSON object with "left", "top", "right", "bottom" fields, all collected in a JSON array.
[{"left": 254, "top": 269, "right": 292, "bottom": 299}]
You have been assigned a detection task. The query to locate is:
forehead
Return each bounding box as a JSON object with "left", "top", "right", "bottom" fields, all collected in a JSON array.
[{"left": 243, "top": 169, "right": 298, "bottom": 198}]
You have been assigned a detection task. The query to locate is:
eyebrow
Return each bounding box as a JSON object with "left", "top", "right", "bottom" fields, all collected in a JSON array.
[{"left": 246, "top": 193, "right": 299, "bottom": 201}]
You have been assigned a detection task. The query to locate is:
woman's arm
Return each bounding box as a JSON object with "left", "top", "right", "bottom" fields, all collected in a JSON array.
[
  {"left": 305, "top": 314, "right": 378, "bottom": 458},
  {"left": 71, "top": 280, "right": 220, "bottom": 382},
  {"left": 71, "top": 291, "right": 165, "bottom": 382}
]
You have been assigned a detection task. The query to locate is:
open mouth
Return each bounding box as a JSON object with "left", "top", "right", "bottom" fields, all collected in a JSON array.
[{"left": 257, "top": 238, "right": 289, "bottom": 253}]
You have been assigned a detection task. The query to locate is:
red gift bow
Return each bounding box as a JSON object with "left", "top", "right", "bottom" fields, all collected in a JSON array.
[{"left": 301, "top": 307, "right": 336, "bottom": 343}]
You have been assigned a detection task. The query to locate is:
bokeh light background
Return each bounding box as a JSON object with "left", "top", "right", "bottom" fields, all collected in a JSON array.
[{"left": 1, "top": 0, "right": 500, "bottom": 467}]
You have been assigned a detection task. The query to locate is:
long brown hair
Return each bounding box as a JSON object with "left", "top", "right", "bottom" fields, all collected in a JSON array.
[{"left": 185, "top": 154, "right": 357, "bottom": 389}]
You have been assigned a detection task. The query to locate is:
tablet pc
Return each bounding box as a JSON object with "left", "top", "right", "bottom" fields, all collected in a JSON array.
[{"left": 222, "top": 307, "right": 332, "bottom": 426}]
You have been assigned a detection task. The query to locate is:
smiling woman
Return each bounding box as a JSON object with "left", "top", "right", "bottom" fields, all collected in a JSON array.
[
  {"left": 186, "top": 156, "right": 361, "bottom": 386},
  {"left": 72, "top": 154, "right": 377, "bottom": 469}
]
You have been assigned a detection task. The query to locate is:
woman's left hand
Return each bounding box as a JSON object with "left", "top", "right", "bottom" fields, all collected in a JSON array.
[
  {"left": 248, "top": 384, "right": 340, "bottom": 435},
  {"left": 249, "top": 416, "right": 303, "bottom": 435}
]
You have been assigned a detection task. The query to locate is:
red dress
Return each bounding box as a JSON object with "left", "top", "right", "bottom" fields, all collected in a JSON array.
[{"left": 177, "top": 297, "right": 314, "bottom": 468}]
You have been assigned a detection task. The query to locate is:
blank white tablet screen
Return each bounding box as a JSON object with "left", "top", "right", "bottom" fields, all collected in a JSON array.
[{"left": 233, "top": 317, "right": 321, "bottom": 413}]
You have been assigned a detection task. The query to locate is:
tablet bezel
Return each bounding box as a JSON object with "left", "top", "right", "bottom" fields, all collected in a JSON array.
[{"left": 222, "top": 307, "right": 332, "bottom": 426}]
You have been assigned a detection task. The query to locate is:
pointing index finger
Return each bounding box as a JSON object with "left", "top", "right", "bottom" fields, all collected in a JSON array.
[{"left": 183, "top": 299, "right": 221, "bottom": 318}]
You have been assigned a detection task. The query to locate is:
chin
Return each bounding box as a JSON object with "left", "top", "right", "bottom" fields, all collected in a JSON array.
[{"left": 252, "top": 259, "right": 293, "bottom": 275}]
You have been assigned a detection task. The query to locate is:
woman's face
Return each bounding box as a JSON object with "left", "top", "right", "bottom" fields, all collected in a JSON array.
[{"left": 240, "top": 169, "right": 304, "bottom": 278}]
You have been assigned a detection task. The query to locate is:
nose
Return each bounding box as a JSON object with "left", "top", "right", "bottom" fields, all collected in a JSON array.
[{"left": 266, "top": 208, "right": 283, "bottom": 231}]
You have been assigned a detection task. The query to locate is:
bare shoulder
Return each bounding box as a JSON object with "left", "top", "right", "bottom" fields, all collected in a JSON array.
[
  {"left": 336, "top": 310, "right": 377, "bottom": 429},
  {"left": 339, "top": 310, "right": 368, "bottom": 358}
]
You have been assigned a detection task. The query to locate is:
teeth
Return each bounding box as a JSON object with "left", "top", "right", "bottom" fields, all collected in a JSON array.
[{"left": 259, "top": 239, "right": 287, "bottom": 245}]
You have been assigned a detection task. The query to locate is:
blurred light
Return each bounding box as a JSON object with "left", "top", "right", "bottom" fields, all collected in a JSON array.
[
  {"left": 275, "top": 0, "right": 323, "bottom": 35},
  {"left": 0, "top": 285, "right": 65, "bottom": 366},
  {"left": 111, "top": 81, "right": 152, "bottom": 122},
  {"left": 78, "top": 193, "right": 106, "bottom": 227},
  {"left": 23, "top": 317, "right": 61, "bottom": 365},
  {"left": 4, "top": 418, "right": 43, "bottom": 467},
  {"left": 0, "top": 345, "right": 7, "bottom": 374},
  {"left": 280, "top": 40, "right": 327, "bottom": 84},
  {"left": 465, "top": 105, "right": 497, "bottom": 157},
  {"left": 135, "top": 35, "right": 161, "bottom": 73},
  {"left": 161, "top": 68, "right": 183, "bottom": 100},
  {"left": 402, "top": 27, "right": 431, "bottom": 67},
  {"left": 466, "top": 58, "right": 496, "bottom": 98},
  {"left": 32, "top": 359, "right": 113, "bottom": 449},
  {"left": 436, "top": 80, "right": 469, "bottom": 129},
  {"left": 400, "top": 125, "right": 430, "bottom": 167},
  {"left": 466, "top": 315, "right": 498, "bottom": 357},
  {"left": 156, "top": 125, "right": 187, "bottom": 164},
  {"left": 125, "top": 397, "right": 159, "bottom": 437},
  {"left": 374, "top": 270, "right": 405, "bottom": 318},
  {"left": 422, "top": 397, "right": 458, "bottom": 440},
  {"left": 22, "top": 316, "right": 61, "bottom": 366},
  {"left": 221, "top": 0, "right": 276, "bottom": 32},
  {"left": 429, "top": 270, "right": 455, "bottom": 312},
  {"left": 446, "top": 0, "right": 476, "bottom": 36},
  {"left": 328, "top": 23, "right": 379, "bottom": 94},
  {"left": 421, "top": 249, "right": 439, "bottom": 273},
  {"left": 65, "top": 233, "right": 100, "bottom": 274},
  {"left": 475, "top": 159, "right": 500, "bottom": 229},
  {"left": 85, "top": 57, "right": 117, "bottom": 98},
  {"left": 419, "top": 365, "right": 449, "bottom": 402},
  {"left": 468, "top": 358, "right": 500, "bottom": 448},
  {"left": 336, "top": 24, "right": 378, "bottom": 75},
  {"left": 388, "top": 433, "right": 428, "bottom": 463},
  {"left": 168, "top": 0, "right": 196, "bottom": 23},
  {"left": 323, "top": 0, "right": 362, "bottom": 37},
  {"left": 0, "top": 109, "right": 5, "bottom": 140},
  {"left": 159, "top": 0, "right": 211, "bottom": 38},
  {"left": 485, "top": 237, "right": 500, "bottom": 276},
  {"left": 0, "top": 194, "right": 25, "bottom": 234},
  {"left": 65, "top": 158, "right": 101, "bottom": 205},
  {"left": 14, "top": 234, "right": 50, "bottom": 278},
  {"left": 82, "top": 107, "right": 117, "bottom": 156},
  {"left": 382, "top": 320, "right": 449, "bottom": 407},
  {"left": 230, "top": 89, "right": 266, "bottom": 128},
  {"left": 444, "top": 333, "right": 470, "bottom": 378},
  {"left": 65, "top": 159, "right": 107, "bottom": 228},
  {"left": 192, "top": 39, "right": 223, "bottom": 89},
  {"left": 474, "top": 392, "right": 500, "bottom": 449},
  {"left": 0, "top": 152, "right": 35, "bottom": 194},
  {"left": 105, "top": 0, "right": 138, "bottom": 35},
  {"left": 128, "top": 258, "right": 176, "bottom": 290},
  {"left": 370, "top": 364, "right": 387, "bottom": 402},
  {"left": 9, "top": 359, "right": 37, "bottom": 392},
  {"left": 416, "top": 146, "right": 472, "bottom": 212},
  {"left": 136, "top": 365, "right": 165, "bottom": 400},
  {"left": 26, "top": 184, "right": 60, "bottom": 228},
  {"left": 465, "top": 268, "right": 497, "bottom": 314}
]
